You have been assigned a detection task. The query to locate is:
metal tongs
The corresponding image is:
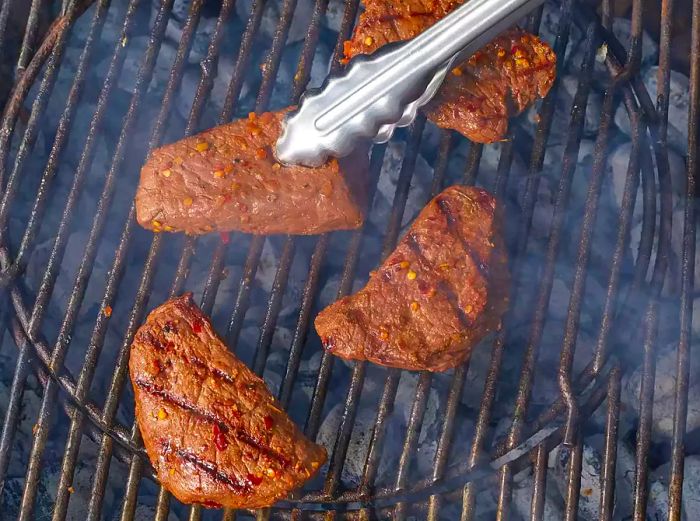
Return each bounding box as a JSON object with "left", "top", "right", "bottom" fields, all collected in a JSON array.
[{"left": 275, "top": 0, "right": 545, "bottom": 167}]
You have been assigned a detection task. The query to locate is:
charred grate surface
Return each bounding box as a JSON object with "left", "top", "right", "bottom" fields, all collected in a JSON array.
[{"left": 0, "top": 0, "right": 696, "bottom": 519}]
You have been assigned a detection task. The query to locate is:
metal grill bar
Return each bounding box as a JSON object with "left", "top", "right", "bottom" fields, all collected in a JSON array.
[
  {"left": 0, "top": 0, "right": 691, "bottom": 519},
  {"left": 15, "top": 0, "right": 45, "bottom": 75},
  {"left": 667, "top": 0, "right": 699, "bottom": 518},
  {"left": 492, "top": 0, "right": 578, "bottom": 514},
  {"left": 599, "top": 365, "right": 621, "bottom": 520}
]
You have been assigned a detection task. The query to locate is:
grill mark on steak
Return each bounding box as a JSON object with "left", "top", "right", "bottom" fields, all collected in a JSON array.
[
  {"left": 145, "top": 331, "right": 237, "bottom": 385},
  {"left": 134, "top": 377, "right": 288, "bottom": 467},
  {"left": 405, "top": 233, "right": 473, "bottom": 329},
  {"left": 161, "top": 442, "right": 253, "bottom": 495},
  {"left": 131, "top": 294, "right": 327, "bottom": 508},
  {"left": 436, "top": 196, "right": 490, "bottom": 278},
  {"left": 234, "top": 430, "right": 290, "bottom": 469}
]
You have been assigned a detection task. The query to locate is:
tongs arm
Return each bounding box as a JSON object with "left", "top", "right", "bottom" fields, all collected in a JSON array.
[{"left": 276, "top": 0, "right": 545, "bottom": 167}]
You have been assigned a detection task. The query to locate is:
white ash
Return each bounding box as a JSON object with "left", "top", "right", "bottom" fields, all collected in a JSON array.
[
  {"left": 653, "top": 456, "right": 700, "bottom": 521},
  {"left": 1, "top": 450, "right": 118, "bottom": 521},
  {"left": 394, "top": 372, "right": 441, "bottom": 440},
  {"left": 111, "top": 504, "right": 181, "bottom": 521},
  {"left": 316, "top": 402, "right": 401, "bottom": 488},
  {"left": 69, "top": 0, "right": 130, "bottom": 48},
  {"left": 294, "top": 350, "right": 324, "bottom": 402},
  {"left": 615, "top": 67, "right": 690, "bottom": 154},
  {"left": 235, "top": 325, "right": 266, "bottom": 367},
  {"left": 550, "top": 441, "right": 604, "bottom": 521},
  {"left": 269, "top": 40, "right": 334, "bottom": 109},
  {"left": 537, "top": 1, "right": 585, "bottom": 72},
  {"left": 611, "top": 18, "right": 659, "bottom": 69},
  {"left": 255, "top": 238, "right": 284, "bottom": 294},
  {"left": 511, "top": 469, "right": 566, "bottom": 521},
  {"left": 185, "top": 14, "right": 220, "bottom": 66},
  {"left": 322, "top": 0, "right": 348, "bottom": 34},
  {"left": 261, "top": 327, "right": 295, "bottom": 394},
  {"left": 548, "top": 434, "right": 644, "bottom": 521},
  {"left": 542, "top": 74, "right": 604, "bottom": 141},
  {"left": 369, "top": 141, "right": 434, "bottom": 233},
  {"left": 622, "top": 342, "right": 700, "bottom": 440},
  {"left": 460, "top": 341, "right": 494, "bottom": 410},
  {"left": 235, "top": 0, "right": 317, "bottom": 46}
]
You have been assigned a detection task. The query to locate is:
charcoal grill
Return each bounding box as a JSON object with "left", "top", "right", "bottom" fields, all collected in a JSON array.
[{"left": 0, "top": 0, "right": 696, "bottom": 519}]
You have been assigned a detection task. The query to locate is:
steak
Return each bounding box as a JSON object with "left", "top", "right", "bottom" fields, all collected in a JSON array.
[
  {"left": 314, "top": 186, "right": 509, "bottom": 372},
  {"left": 343, "top": 0, "right": 557, "bottom": 143},
  {"left": 135, "top": 110, "right": 368, "bottom": 236},
  {"left": 129, "top": 294, "right": 327, "bottom": 509}
]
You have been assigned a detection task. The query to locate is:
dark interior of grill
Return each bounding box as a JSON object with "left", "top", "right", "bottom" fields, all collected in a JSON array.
[{"left": 0, "top": 0, "right": 697, "bottom": 519}]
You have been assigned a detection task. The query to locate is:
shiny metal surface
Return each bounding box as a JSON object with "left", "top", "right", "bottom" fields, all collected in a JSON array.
[{"left": 275, "top": 0, "right": 546, "bottom": 167}]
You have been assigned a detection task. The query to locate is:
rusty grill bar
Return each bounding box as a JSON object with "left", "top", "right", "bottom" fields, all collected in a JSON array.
[{"left": 0, "top": 0, "right": 696, "bottom": 519}]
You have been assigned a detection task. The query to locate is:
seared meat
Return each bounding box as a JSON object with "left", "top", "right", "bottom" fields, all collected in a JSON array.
[
  {"left": 136, "top": 110, "right": 368, "bottom": 236},
  {"left": 344, "top": 0, "right": 557, "bottom": 143},
  {"left": 315, "top": 186, "right": 509, "bottom": 372},
  {"left": 129, "top": 294, "right": 327, "bottom": 509}
]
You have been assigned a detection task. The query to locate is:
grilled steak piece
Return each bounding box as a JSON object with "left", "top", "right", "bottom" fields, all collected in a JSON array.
[
  {"left": 129, "top": 294, "right": 327, "bottom": 509},
  {"left": 135, "top": 110, "right": 368, "bottom": 236},
  {"left": 315, "top": 186, "right": 509, "bottom": 372},
  {"left": 344, "top": 0, "right": 556, "bottom": 143}
]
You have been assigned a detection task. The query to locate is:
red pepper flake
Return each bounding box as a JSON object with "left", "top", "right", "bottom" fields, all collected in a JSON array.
[
  {"left": 103, "top": 305, "right": 112, "bottom": 317},
  {"left": 263, "top": 415, "right": 274, "bottom": 430},
  {"left": 201, "top": 500, "right": 222, "bottom": 509},
  {"left": 192, "top": 320, "right": 203, "bottom": 334},
  {"left": 247, "top": 473, "right": 263, "bottom": 486},
  {"left": 213, "top": 424, "right": 228, "bottom": 450},
  {"left": 321, "top": 336, "right": 335, "bottom": 351},
  {"left": 152, "top": 359, "right": 162, "bottom": 373},
  {"left": 254, "top": 147, "right": 267, "bottom": 160},
  {"left": 219, "top": 232, "right": 230, "bottom": 244}
]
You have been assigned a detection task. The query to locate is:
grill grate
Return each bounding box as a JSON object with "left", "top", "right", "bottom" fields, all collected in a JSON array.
[{"left": 0, "top": 0, "right": 696, "bottom": 519}]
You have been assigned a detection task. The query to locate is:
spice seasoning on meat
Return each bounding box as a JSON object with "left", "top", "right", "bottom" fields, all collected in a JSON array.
[
  {"left": 129, "top": 294, "right": 326, "bottom": 508},
  {"left": 315, "top": 186, "right": 509, "bottom": 372},
  {"left": 136, "top": 109, "right": 368, "bottom": 236}
]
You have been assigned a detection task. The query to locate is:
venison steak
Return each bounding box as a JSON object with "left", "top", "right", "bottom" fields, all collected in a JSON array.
[
  {"left": 344, "top": 0, "right": 556, "bottom": 143},
  {"left": 136, "top": 110, "right": 368, "bottom": 236},
  {"left": 315, "top": 185, "right": 509, "bottom": 372},
  {"left": 130, "top": 294, "right": 327, "bottom": 508}
]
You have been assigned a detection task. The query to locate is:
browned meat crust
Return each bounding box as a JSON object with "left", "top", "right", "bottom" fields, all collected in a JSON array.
[
  {"left": 344, "top": 0, "right": 557, "bottom": 143},
  {"left": 129, "top": 294, "right": 327, "bottom": 509},
  {"left": 314, "top": 186, "right": 509, "bottom": 372},
  {"left": 136, "top": 110, "right": 368, "bottom": 236}
]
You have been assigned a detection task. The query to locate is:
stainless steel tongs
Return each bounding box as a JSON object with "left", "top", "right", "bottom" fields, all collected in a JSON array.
[{"left": 275, "top": 0, "right": 546, "bottom": 167}]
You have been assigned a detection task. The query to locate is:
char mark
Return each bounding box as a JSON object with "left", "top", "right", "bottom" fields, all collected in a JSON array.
[
  {"left": 405, "top": 234, "right": 473, "bottom": 329},
  {"left": 163, "top": 443, "right": 252, "bottom": 494},
  {"left": 134, "top": 378, "right": 288, "bottom": 466},
  {"left": 435, "top": 196, "right": 490, "bottom": 279},
  {"left": 145, "top": 333, "right": 236, "bottom": 385},
  {"left": 235, "top": 430, "right": 290, "bottom": 468}
]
